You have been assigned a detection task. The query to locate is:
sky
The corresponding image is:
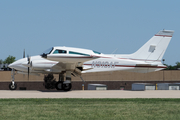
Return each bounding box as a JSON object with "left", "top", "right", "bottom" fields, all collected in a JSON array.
[{"left": 0, "top": 0, "right": 180, "bottom": 65}]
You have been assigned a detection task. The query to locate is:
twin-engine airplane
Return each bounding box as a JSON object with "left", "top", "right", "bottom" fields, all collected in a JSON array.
[{"left": 8, "top": 30, "right": 174, "bottom": 91}]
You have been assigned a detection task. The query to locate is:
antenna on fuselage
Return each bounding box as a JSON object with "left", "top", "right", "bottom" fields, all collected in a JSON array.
[{"left": 111, "top": 48, "right": 118, "bottom": 54}]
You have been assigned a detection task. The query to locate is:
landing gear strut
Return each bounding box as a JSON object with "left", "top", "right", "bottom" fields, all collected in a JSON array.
[
  {"left": 55, "top": 74, "right": 63, "bottom": 90},
  {"left": 9, "top": 68, "right": 17, "bottom": 90}
]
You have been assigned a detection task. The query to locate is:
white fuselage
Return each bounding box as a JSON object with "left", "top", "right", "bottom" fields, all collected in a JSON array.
[
  {"left": 9, "top": 30, "right": 174, "bottom": 75},
  {"left": 9, "top": 54, "right": 165, "bottom": 74}
]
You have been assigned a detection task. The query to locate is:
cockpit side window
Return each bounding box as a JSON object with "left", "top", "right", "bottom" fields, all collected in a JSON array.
[
  {"left": 53, "top": 49, "right": 67, "bottom": 54},
  {"left": 69, "top": 51, "right": 90, "bottom": 56},
  {"left": 93, "top": 50, "right": 101, "bottom": 54}
]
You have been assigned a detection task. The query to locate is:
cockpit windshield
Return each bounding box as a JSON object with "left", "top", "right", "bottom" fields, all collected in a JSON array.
[{"left": 41, "top": 47, "right": 54, "bottom": 55}]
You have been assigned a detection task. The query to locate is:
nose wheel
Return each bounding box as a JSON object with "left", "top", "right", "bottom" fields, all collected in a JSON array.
[{"left": 9, "top": 82, "right": 17, "bottom": 90}]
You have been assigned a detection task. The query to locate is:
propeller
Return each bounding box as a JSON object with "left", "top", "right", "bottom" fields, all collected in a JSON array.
[
  {"left": 23, "top": 49, "right": 26, "bottom": 78},
  {"left": 23, "top": 49, "right": 32, "bottom": 80},
  {"left": 27, "top": 55, "right": 31, "bottom": 80}
]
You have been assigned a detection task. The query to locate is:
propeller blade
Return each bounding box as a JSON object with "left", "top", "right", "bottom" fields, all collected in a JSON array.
[
  {"left": 27, "top": 54, "right": 30, "bottom": 80},
  {"left": 27, "top": 55, "right": 29, "bottom": 63},
  {"left": 27, "top": 55, "right": 31, "bottom": 64},
  {"left": 28, "top": 67, "right": 29, "bottom": 80},
  {"left": 23, "top": 49, "right": 25, "bottom": 58},
  {"left": 30, "top": 61, "right": 32, "bottom": 67}
]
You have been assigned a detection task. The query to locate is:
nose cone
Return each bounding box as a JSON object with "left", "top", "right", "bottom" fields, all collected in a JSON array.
[
  {"left": 8, "top": 62, "right": 17, "bottom": 69},
  {"left": 8, "top": 58, "right": 30, "bottom": 71},
  {"left": 8, "top": 58, "right": 25, "bottom": 70}
]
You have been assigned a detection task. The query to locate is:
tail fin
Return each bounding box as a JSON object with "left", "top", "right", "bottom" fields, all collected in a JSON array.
[{"left": 130, "top": 30, "right": 174, "bottom": 63}]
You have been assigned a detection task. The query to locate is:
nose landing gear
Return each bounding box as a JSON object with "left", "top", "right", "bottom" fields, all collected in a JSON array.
[
  {"left": 9, "top": 69, "right": 17, "bottom": 90},
  {"left": 9, "top": 81, "right": 17, "bottom": 90}
]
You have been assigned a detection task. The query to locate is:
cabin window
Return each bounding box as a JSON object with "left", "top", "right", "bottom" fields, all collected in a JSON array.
[
  {"left": 53, "top": 49, "right": 67, "bottom": 54},
  {"left": 93, "top": 50, "right": 101, "bottom": 54},
  {"left": 69, "top": 51, "right": 90, "bottom": 56}
]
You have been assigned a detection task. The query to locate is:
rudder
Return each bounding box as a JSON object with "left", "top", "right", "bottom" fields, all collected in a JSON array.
[{"left": 130, "top": 30, "right": 174, "bottom": 63}]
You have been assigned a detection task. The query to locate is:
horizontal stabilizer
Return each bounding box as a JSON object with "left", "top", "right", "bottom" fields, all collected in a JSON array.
[{"left": 155, "top": 30, "right": 174, "bottom": 37}]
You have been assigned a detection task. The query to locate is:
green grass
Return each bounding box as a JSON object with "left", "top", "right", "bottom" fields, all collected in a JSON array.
[{"left": 0, "top": 99, "right": 180, "bottom": 120}]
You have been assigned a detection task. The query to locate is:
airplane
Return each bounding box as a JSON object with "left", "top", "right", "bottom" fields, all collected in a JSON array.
[{"left": 8, "top": 30, "right": 174, "bottom": 91}]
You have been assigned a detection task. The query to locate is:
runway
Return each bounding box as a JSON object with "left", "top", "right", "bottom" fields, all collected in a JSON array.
[{"left": 0, "top": 90, "right": 180, "bottom": 98}]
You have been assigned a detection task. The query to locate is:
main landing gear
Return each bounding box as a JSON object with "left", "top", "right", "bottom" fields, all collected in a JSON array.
[
  {"left": 55, "top": 81, "right": 72, "bottom": 91},
  {"left": 43, "top": 71, "right": 72, "bottom": 91}
]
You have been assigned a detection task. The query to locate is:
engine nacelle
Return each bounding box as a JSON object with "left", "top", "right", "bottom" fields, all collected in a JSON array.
[
  {"left": 22, "top": 60, "right": 58, "bottom": 70},
  {"left": 31, "top": 60, "right": 57, "bottom": 70}
]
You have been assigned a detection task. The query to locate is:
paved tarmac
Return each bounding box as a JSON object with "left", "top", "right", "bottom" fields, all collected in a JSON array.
[{"left": 0, "top": 90, "right": 180, "bottom": 98}]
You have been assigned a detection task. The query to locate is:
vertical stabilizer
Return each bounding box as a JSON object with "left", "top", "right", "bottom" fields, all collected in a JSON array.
[{"left": 130, "top": 30, "right": 174, "bottom": 63}]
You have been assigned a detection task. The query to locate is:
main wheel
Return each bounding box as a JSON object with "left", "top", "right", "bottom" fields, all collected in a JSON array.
[
  {"left": 9, "top": 82, "right": 17, "bottom": 90},
  {"left": 63, "top": 83, "right": 72, "bottom": 91},
  {"left": 55, "top": 81, "right": 63, "bottom": 90}
]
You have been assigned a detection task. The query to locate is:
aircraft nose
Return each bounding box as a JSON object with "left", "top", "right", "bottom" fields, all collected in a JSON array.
[
  {"left": 8, "top": 58, "right": 27, "bottom": 71},
  {"left": 8, "top": 62, "right": 16, "bottom": 69},
  {"left": 8, "top": 61, "right": 20, "bottom": 69}
]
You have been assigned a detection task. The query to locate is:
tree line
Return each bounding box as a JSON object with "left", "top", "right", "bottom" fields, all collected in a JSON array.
[
  {"left": 164, "top": 62, "right": 180, "bottom": 70},
  {"left": 0, "top": 55, "right": 16, "bottom": 64}
]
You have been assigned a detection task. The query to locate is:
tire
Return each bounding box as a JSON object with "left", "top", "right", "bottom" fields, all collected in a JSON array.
[
  {"left": 9, "top": 83, "right": 17, "bottom": 90},
  {"left": 55, "top": 81, "right": 63, "bottom": 90},
  {"left": 63, "top": 83, "right": 72, "bottom": 91}
]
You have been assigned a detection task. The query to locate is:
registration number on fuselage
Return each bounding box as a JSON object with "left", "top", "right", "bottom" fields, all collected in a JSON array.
[{"left": 92, "top": 61, "right": 118, "bottom": 68}]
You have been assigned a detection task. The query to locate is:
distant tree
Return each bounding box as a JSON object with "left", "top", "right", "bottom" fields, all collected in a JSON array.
[
  {"left": 0, "top": 59, "right": 3, "bottom": 64},
  {"left": 175, "top": 62, "right": 180, "bottom": 69},
  {"left": 3, "top": 55, "right": 16, "bottom": 64},
  {"left": 164, "top": 62, "right": 180, "bottom": 70},
  {"left": 166, "top": 65, "right": 177, "bottom": 70}
]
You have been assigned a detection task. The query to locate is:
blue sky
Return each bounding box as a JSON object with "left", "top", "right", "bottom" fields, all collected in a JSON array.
[{"left": 0, "top": 0, "right": 179, "bottom": 65}]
